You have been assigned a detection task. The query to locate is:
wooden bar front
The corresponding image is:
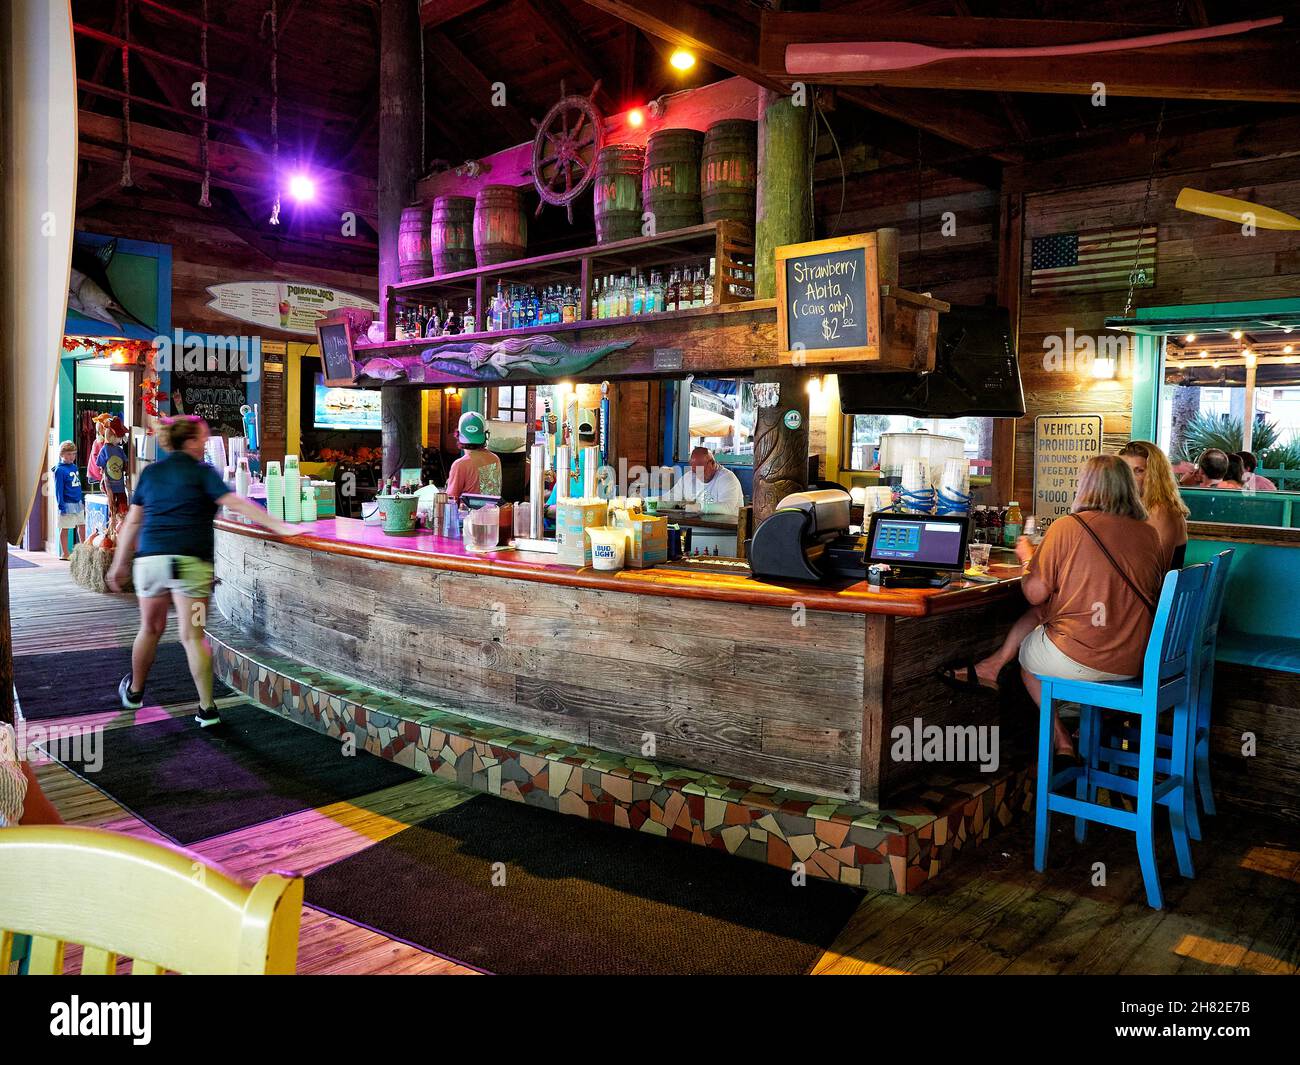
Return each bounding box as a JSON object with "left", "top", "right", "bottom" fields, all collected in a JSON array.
[{"left": 214, "top": 517, "right": 1027, "bottom": 806}]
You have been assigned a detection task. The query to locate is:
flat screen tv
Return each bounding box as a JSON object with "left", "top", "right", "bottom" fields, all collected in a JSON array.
[{"left": 313, "top": 375, "right": 382, "bottom": 431}]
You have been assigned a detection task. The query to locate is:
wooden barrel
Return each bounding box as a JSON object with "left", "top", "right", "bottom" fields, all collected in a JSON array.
[
  {"left": 642, "top": 128, "right": 703, "bottom": 235},
  {"left": 473, "top": 185, "right": 527, "bottom": 267},
  {"left": 701, "top": 119, "right": 757, "bottom": 226},
  {"left": 592, "top": 143, "right": 645, "bottom": 244},
  {"left": 397, "top": 205, "right": 433, "bottom": 282},
  {"left": 429, "top": 195, "right": 476, "bottom": 276}
]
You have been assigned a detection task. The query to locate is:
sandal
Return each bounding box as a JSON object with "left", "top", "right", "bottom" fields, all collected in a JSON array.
[{"left": 936, "top": 659, "right": 1000, "bottom": 696}]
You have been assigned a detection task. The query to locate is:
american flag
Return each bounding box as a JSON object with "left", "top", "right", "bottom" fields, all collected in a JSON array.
[{"left": 1030, "top": 226, "right": 1157, "bottom": 295}]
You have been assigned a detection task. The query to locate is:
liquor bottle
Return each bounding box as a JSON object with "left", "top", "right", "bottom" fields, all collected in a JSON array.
[
  {"left": 465, "top": 296, "right": 477, "bottom": 333},
  {"left": 510, "top": 287, "right": 521, "bottom": 330},
  {"left": 444, "top": 305, "right": 459, "bottom": 335},
  {"left": 528, "top": 287, "right": 540, "bottom": 327},
  {"left": 691, "top": 265, "right": 705, "bottom": 308},
  {"left": 704, "top": 258, "right": 715, "bottom": 305},
  {"left": 562, "top": 286, "right": 577, "bottom": 323},
  {"left": 632, "top": 274, "right": 644, "bottom": 316},
  {"left": 666, "top": 268, "right": 679, "bottom": 312},
  {"left": 425, "top": 305, "right": 440, "bottom": 337},
  {"left": 650, "top": 271, "right": 664, "bottom": 314},
  {"left": 495, "top": 281, "right": 508, "bottom": 330}
]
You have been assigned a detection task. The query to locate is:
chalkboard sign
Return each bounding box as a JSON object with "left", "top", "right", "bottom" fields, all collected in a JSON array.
[
  {"left": 316, "top": 315, "right": 356, "bottom": 385},
  {"left": 775, "top": 233, "right": 881, "bottom": 365},
  {"left": 171, "top": 368, "right": 247, "bottom": 439}
]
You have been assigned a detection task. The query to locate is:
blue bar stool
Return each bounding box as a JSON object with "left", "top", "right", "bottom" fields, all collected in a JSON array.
[
  {"left": 1100, "top": 549, "right": 1234, "bottom": 840},
  {"left": 1032, "top": 564, "right": 1210, "bottom": 910}
]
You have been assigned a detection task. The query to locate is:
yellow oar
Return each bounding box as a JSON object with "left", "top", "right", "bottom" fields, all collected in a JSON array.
[{"left": 1176, "top": 188, "right": 1300, "bottom": 231}]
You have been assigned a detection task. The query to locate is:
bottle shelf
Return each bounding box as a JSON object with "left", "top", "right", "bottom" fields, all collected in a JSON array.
[{"left": 383, "top": 220, "right": 755, "bottom": 341}]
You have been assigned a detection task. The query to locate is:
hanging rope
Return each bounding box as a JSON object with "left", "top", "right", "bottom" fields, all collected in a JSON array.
[
  {"left": 120, "top": 0, "right": 134, "bottom": 187},
  {"left": 265, "top": 0, "right": 281, "bottom": 225},
  {"left": 1123, "top": 0, "right": 1188, "bottom": 318},
  {"left": 198, "top": 0, "right": 211, "bottom": 207}
]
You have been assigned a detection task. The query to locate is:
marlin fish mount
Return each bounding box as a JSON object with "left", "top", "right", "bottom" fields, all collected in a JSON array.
[{"left": 357, "top": 333, "right": 635, "bottom": 384}]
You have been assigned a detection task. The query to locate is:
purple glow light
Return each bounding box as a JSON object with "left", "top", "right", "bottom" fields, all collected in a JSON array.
[{"left": 288, "top": 173, "right": 316, "bottom": 202}]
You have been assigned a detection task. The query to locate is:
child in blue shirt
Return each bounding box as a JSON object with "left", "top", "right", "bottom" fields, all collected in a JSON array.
[{"left": 53, "top": 440, "right": 84, "bottom": 559}]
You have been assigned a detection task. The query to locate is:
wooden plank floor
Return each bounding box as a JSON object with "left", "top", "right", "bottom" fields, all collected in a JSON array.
[{"left": 8, "top": 554, "right": 1298, "bottom": 975}]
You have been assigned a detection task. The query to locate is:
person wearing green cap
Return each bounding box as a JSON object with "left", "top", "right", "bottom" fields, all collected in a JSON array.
[{"left": 446, "top": 411, "right": 502, "bottom": 501}]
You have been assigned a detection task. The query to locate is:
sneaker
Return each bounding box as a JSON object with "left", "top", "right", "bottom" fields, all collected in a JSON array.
[
  {"left": 118, "top": 674, "right": 143, "bottom": 711},
  {"left": 194, "top": 704, "right": 223, "bottom": 728}
]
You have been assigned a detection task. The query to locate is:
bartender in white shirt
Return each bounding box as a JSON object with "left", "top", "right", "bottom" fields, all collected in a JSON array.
[{"left": 664, "top": 447, "right": 744, "bottom": 516}]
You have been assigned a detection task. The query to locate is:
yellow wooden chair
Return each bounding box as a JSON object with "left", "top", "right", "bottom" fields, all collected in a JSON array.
[{"left": 0, "top": 826, "right": 303, "bottom": 975}]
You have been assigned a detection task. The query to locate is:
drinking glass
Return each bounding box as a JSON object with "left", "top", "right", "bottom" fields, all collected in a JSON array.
[
  {"left": 968, "top": 542, "right": 992, "bottom": 574},
  {"left": 512, "top": 502, "right": 531, "bottom": 540}
]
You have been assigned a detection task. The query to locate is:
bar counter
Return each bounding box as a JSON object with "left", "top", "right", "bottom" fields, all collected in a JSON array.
[{"left": 213, "top": 516, "right": 1027, "bottom": 806}]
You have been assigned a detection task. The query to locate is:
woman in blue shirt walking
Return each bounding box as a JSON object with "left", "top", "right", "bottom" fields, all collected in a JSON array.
[{"left": 107, "top": 416, "right": 298, "bottom": 727}]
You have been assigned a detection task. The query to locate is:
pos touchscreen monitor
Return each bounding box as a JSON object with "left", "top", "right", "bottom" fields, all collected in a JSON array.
[{"left": 865, "top": 512, "right": 970, "bottom": 586}]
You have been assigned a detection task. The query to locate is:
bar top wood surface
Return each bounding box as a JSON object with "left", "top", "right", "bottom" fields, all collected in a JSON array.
[{"left": 216, "top": 516, "right": 1023, "bottom": 617}]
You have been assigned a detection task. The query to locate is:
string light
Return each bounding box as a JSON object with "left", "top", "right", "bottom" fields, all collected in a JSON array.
[
  {"left": 669, "top": 49, "right": 696, "bottom": 71},
  {"left": 1184, "top": 333, "right": 1196, "bottom": 342},
  {"left": 1231, "top": 330, "right": 1244, "bottom": 340},
  {"left": 626, "top": 108, "right": 645, "bottom": 128}
]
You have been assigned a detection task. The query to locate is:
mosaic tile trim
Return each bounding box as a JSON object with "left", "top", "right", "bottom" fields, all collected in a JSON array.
[{"left": 209, "top": 621, "right": 1031, "bottom": 893}]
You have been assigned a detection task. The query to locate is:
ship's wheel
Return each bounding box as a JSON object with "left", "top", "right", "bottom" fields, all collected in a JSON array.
[{"left": 530, "top": 80, "right": 604, "bottom": 223}]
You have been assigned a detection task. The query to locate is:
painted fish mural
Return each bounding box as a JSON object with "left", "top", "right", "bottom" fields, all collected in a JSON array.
[
  {"left": 358, "top": 334, "right": 635, "bottom": 383},
  {"left": 68, "top": 238, "right": 154, "bottom": 332}
]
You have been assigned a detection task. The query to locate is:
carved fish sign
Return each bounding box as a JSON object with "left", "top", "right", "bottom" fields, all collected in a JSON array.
[{"left": 358, "top": 334, "right": 635, "bottom": 384}]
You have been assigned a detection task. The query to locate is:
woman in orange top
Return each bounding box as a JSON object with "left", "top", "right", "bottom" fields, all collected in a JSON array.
[
  {"left": 1118, "top": 440, "right": 1189, "bottom": 569},
  {"left": 944, "top": 456, "right": 1165, "bottom": 758}
]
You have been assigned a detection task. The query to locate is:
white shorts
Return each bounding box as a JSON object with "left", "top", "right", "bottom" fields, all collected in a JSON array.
[
  {"left": 132, "top": 555, "right": 214, "bottom": 600},
  {"left": 1018, "top": 625, "right": 1133, "bottom": 683}
]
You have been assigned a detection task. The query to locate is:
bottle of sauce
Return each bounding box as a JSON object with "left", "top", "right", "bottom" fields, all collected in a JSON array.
[
  {"left": 989, "top": 504, "right": 1003, "bottom": 548},
  {"left": 1003, "top": 501, "right": 1024, "bottom": 547},
  {"left": 972, "top": 504, "right": 986, "bottom": 544}
]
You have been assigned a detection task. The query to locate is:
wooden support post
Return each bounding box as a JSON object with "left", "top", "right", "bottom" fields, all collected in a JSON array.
[
  {"left": 378, "top": 0, "right": 424, "bottom": 478},
  {"left": 752, "top": 84, "right": 813, "bottom": 522}
]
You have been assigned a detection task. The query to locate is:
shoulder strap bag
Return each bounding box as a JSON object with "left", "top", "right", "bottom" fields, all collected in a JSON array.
[{"left": 1067, "top": 512, "right": 1157, "bottom": 615}]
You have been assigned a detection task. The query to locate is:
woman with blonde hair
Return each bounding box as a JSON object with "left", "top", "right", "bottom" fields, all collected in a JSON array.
[
  {"left": 107, "top": 415, "right": 298, "bottom": 727},
  {"left": 943, "top": 455, "right": 1165, "bottom": 759},
  {"left": 1118, "top": 440, "right": 1190, "bottom": 569}
]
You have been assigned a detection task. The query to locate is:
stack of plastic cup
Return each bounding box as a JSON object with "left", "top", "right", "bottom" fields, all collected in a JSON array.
[
  {"left": 935, "top": 457, "right": 971, "bottom": 516},
  {"left": 899, "top": 458, "right": 934, "bottom": 514},
  {"left": 302, "top": 485, "right": 317, "bottom": 523},
  {"left": 283, "top": 455, "right": 301, "bottom": 522},
  {"left": 265, "top": 461, "right": 284, "bottom": 520}
]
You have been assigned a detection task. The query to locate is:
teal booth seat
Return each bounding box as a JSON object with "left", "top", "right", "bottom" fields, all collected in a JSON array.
[{"left": 1184, "top": 534, "right": 1300, "bottom": 674}]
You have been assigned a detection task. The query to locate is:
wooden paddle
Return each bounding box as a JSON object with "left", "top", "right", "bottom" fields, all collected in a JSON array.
[
  {"left": 785, "top": 16, "right": 1283, "bottom": 75},
  {"left": 1175, "top": 188, "right": 1300, "bottom": 231}
]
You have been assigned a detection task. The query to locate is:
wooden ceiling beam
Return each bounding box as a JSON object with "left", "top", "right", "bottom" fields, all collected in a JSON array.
[
  {"left": 760, "top": 13, "right": 1300, "bottom": 103},
  {"left": 425, "top": 29, "right": 534, "bottom": 144},
  {"left": 78, "top": 109, "right": 378, "bottom": 219},
  {"left": 420, "top": 0, "right": 495, "bottom": 28},
  {"left": 837, "top": 87, "right": 1021, "bottom": 162},
  {"left": 519, "top": 0, "right": 615, "bottom": 112},
  {"left": 581, "top": 0, "right": 771, "bottom": 88}
]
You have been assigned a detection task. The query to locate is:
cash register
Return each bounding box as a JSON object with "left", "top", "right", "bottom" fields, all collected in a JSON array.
[
  {"left": 747, "top": 489, "right": 868, "bottom": 582},
  {"left": 748, "top": 491, "right": 970, "bottom": 587}
]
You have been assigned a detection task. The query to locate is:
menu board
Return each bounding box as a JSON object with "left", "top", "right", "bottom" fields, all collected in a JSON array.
[
  {"left": 316, "top": 317, "right": 356, "bottom": 385},
  {"left": 1033, "top": 414, "right": 1103, "bottom": 519},
  {"left": 205, "top": 281, "right": 378, "bottom": 337},
  {"left": 260, "top": 341, "right": 287, "bottom": 463},
  {"left": 171, "top": 368, "right": 247, "bottom": 439},
  {"left": 775, "top": 233, "right": 880, "bottom": 364}
]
